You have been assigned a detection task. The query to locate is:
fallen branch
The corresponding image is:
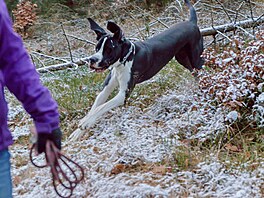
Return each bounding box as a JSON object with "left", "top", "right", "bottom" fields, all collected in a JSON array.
[
  {"left": 36, "top": 57, "right": 90, "bottom": 73},
  {"left": 201, "top": 17, "right": 264, "bottom": 36}
]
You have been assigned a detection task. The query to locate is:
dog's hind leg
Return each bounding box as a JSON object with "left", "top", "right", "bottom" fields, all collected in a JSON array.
[
  {"left": 175, "top": 50, "right": 193, "bottom": 72},
  {"left": 189, "top": 38, "right": 204, "bottom": 70}
]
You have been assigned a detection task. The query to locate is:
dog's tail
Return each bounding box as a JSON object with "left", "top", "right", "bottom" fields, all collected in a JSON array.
[{"left": 184, "top": 0, "right": 197, "bottom": 24}]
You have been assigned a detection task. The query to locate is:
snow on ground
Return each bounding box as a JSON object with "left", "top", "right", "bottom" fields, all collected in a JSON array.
[{"left": 8, "top": 78, "right": 264, "bottom": 198}]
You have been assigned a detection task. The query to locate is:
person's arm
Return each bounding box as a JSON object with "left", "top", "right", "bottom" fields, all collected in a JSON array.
[{"left": 0, "top": 0, "right": 61, "bottom": 152}]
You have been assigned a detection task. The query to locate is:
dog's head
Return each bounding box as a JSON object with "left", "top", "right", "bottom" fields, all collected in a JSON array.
[{"left": 87, "top": 18, "right": 132, "bottom": 72}]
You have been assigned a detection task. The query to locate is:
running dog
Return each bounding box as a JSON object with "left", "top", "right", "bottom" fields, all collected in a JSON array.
[{"left": 69, "top": 0, "right": 204, "bottom": 140}]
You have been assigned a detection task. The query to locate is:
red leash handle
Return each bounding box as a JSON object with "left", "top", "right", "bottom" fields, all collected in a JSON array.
[{"left": 30, "top": 140, "right": 85, "bottom": 198}]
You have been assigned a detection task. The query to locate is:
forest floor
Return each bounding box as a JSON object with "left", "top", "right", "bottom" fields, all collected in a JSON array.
[{"left": 6, "top": 0, "right": 264, "bottom": 197}]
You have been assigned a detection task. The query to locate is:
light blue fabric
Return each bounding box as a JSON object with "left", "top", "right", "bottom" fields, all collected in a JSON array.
[{"left": 0, "top": 149, "right": 12, "bottom": 198}]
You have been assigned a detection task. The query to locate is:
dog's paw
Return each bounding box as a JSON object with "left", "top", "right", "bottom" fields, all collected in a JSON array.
[{"left": 68, "top": 128, "right": 84, "bottom": 141}]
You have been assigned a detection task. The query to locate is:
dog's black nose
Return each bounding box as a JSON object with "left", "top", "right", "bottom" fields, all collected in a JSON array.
[{"left": 89, "top": 57, "right": 98, "bottom": 64}]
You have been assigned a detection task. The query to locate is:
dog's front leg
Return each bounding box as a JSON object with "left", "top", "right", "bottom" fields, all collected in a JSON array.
[
  {"left": 79, "top": 90, "right": 126, "bottom": 129},
  {"left": 79, "top": 64, "right": 132, "bottom": 130},
  {"left": 90, "top": 71, "right": 118, "bottom": 112},
  {"left": 68, "top": 71, "right": 118, "bottom": 141},
  {"left": 78, "top": 72, "right": 119, "bottom": 128},
  {"left": 70, "top": 93, "right": 125, "bottom": 141}
]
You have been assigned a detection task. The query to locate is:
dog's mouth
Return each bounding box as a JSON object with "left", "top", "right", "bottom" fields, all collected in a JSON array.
[{"left": 90, "top": 63, "right": 108, "bottom": 73}]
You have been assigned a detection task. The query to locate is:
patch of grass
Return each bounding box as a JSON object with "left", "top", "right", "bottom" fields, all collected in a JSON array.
[
  {"left": 41, "top": 67, "right": 107, "bottom": 135},
  {"left": 195, "top": 122, "right": 264, "bottom": 171},
  {"left": 43, "top": 67, "right": 106, "bottom": 112},
  {"left": 14, "top": 135, "right": 30, "bottom": 146},
  {"left": 168, "top": 124, "right": 263, "bottom": 172},
  {"left": 171, "top": 145, "right": 202, "bottom": 171},
  {"left": 216, "top": 126, "right": 264, "bottom": 171}
]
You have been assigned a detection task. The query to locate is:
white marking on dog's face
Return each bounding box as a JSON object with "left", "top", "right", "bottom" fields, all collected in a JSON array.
[
  {"left": 88, "top": 37, "right": 107, "bottom": 72},
  {"left": 89, "top": 35, "right": 125, "bottom": 72}
]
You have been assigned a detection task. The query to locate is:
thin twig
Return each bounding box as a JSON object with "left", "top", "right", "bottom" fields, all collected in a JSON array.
[
  {"left": 124, "top": 7, "right": 146, "bottom": 39},
  {"left": 215, "top": 30, "right": 232, "bottom": 41},
  {"left": 32, "top": 51, "right": 68, "bottom": 62},
  {"left": 210, "top": 0, "right": 216, "bottom": 44},
  {"left": 134, "top": 6, "right": 170, "bottom": 28},
  {"left": 202, "top": 3, "right": 245, "bottom": 18},
  {"left": 246, "top": 0, "right": 256, "bottom": 36},
  {"left": 30, "top": 53, "right": 46, "bottom": 68},
  {"left": 31, "top": 53, "right": 57, "bottom": 75},
  {"left": 66, "top": 34, "right": 96, "bottom": 45},
  {"left": 61, "top": 22, "right": 74, "bottom": 62},
  {"left": 235, "top": 25, "right": 255, "bottom": 38},
  {"left": 256, "top": 13, "right": 264, "bottom": 21},
  {"left": 175, "top": 0, "right": 182, "bottom": 11},
  {"left": 234, "top": 1, "right": 245, "bottom": 24},
  {"left": 215, "top": 0, "right": 233, "bottom": 23}
]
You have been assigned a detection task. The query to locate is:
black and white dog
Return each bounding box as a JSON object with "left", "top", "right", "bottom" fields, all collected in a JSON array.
[{"left": 69, "top": 0, "right": 204, "bottom": 140}]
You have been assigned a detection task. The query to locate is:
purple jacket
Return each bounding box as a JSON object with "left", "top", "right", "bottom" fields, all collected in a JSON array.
[{"left": 0, "top": 0, "right": 60, "bottom": 151}]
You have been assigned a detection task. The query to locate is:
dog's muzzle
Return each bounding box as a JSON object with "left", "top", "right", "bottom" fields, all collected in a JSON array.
[
  {"left": 89, "top": 56, "right": 98, "bottom": 64},
  {"left": 88, "top": 56, "right": 109, "bottom": 72}
]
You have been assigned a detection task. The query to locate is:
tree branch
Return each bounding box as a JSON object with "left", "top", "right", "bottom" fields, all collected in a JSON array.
[
  {"left": 200, "top": 16, "right": 264, "bottom": 36},
  {"left": 61, "top": 22, "right": 74, "bottom": 62}
]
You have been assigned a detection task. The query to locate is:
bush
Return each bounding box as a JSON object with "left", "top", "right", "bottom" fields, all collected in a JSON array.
[
  {"left": 199, "top": 31, "right": 264, "bottom": 129},
  {"left": 12, "top": 1, "right": 37, "bottom": 38}
]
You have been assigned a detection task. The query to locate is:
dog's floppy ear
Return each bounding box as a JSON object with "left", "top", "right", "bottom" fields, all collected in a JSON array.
[
  {"left": 88, "top": 18, "right": 107, "bottom": 40},
  {"left": 107, "top": 21, "right": 124, "bottom": 42}
]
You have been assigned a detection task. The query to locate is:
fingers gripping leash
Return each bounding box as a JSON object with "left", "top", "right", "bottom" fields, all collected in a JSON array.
[{"left": 30, "top": 141, "right": 85, "bottom": 198}]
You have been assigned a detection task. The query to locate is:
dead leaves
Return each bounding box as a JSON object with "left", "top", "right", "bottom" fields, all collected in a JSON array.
[
  {"left": 151, "top": 165, "right": 173, "bottom": 175},
  {"left": 198, "top": 31, "right": 264, "bottom": 134},
  {"left": 111, "top": 164, "right": 127, "bottom": 175},
  {"left": 224, "top": 143, "right": 242, "bottom": 152},
  {"left": 13, "top": 1, "right": 37, "bottom": 38},
  {"left": 110, "top": 163, "right": 173, "bottom": 175}
]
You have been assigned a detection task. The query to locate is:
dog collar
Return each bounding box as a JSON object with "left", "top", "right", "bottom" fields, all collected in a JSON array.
[{"left": 120, "top": 42, "right": 135, "bottom": 64}]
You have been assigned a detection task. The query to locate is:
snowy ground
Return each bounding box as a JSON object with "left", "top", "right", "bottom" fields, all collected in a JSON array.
[
  {"left": 8, "top": 76, "right": 264, "bottom": 198},
  {"left": 6, "top": 1, "right": 264, "bottom": 196}
]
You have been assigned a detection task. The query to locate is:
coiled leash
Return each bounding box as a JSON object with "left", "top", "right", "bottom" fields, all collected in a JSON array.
[{"left": 30, "top": 141, "right": 84, "bottom": 198}]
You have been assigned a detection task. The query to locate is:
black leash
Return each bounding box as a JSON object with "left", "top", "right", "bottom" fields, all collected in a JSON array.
[{"left": 30, "top": 141, "right": 84, "bottom": 198}]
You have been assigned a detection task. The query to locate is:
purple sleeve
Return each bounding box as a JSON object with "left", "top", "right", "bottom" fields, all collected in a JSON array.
[{"left": 0, "top": 0, "right": 60, "bottom": 134}]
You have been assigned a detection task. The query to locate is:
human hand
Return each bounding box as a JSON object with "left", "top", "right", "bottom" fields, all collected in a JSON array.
[{"left": 37, "top": 128, "right": 62, "bottom": 154}]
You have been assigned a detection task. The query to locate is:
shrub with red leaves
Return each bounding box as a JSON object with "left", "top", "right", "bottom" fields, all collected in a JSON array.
[
  {"left": 12, "top": 1, "right": 37, "bottom": 38},
  {"left": 199, "top": 31, "right": 264, "bottom": 128}
]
